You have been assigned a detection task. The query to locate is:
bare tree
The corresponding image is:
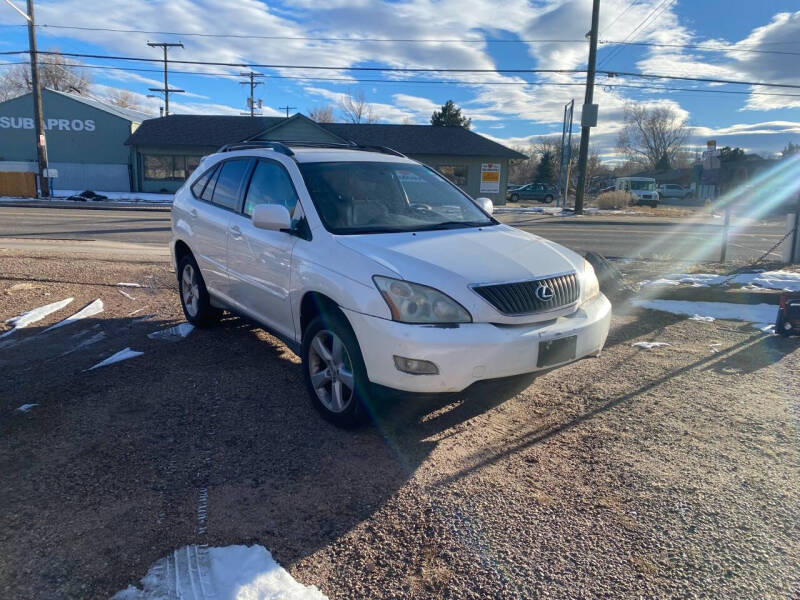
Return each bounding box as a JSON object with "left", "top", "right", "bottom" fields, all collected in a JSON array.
[
  {"left": 338, "top": 90, "right": 377, "bottom": 124},
  {"left": 308, "top": 105, "right": 335, "bottom": 123},
  {"left": 0, "top": 51, "right": 91, "bottom": 99},
  {"left": 616, "top": 103, "right": 690, "bottom": 171},
  {"left": 106, "top": 89, "right": 141, "bottom": 111}
]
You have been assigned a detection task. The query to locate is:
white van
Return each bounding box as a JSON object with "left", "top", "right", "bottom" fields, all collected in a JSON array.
[{"left": 615, "top": 177, "right": 659, "bottom": 207}]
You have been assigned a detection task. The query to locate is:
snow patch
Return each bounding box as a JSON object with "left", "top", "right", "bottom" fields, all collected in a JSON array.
[
  {"left": 43, "top": 299, "right": 103, "bottom": 333},
  {"left": 632, "top": 341, "right": 670, "bottom": 350},
  {"left": 15, "top": 403, "right": 38, "bottom": 413},
  {"left": 689, "top": 314, "right": 715, "bottom": 322},
  {"left": 118, "top": 289, "right": 136, "bottom": 300},
  {"left": 113, "top": 544, "right": 327, "bottom": 600},
  {"left": 62, "top": 331, "right": 106, "bottom": 356},
  {"left": 147, "top": 322, "right": 194, "bottom": 341},
  {"left": 1, "top": 297, "right": 73, "bottom": 338},
  {"left": 88, "top": 347, "right": 143, "bottom": 370},
  {"left": 633, "top": 299, "right": 777, "bottom": 330},
  {"left": 117, "top": 282, "right": 142, "bottom": 288},
  {"left": 639, "top": 270, "right": 800, "bottom": 292}
]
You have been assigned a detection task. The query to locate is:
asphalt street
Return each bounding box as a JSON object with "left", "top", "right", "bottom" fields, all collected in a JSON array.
[{"left": 0, "top": 205, "right": 788, "bottom": 262}]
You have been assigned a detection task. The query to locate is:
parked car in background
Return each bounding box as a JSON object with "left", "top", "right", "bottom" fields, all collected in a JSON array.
[
  {"left": 172, "top": 142, "right": 610, "bottom": 428},
  {"left": 614, "top": 177, "right": 659, "bottom": 207},
  {"left": 658, "top": 183, "right": 693, "bottom": 200},
  {"left": 507, "top": 183, "right": 558, "bottom": 203}
]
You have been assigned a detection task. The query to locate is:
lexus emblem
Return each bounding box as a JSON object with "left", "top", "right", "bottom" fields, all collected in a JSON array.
[{"left": 535, "top": 282, "right": 555, "bottom": 302}]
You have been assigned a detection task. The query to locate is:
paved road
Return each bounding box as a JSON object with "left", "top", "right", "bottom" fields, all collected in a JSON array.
[{"left": 0, "top": 205, "right": 788, "bottom": 262}]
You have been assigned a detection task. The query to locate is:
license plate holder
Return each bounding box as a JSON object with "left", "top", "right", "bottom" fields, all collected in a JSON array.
[{"left": 537, "top": 335, "right": 577, "bottom": 368}]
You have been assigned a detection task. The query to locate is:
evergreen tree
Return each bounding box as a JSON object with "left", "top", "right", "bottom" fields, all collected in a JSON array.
[
  {"left": 430, "top": 100, "right": 472, "bottom": 129},
  {"left": 535, "top": 150, "right": 556, "bottom": 183}
]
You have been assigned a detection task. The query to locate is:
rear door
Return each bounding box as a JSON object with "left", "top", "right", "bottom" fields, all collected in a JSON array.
[
  {"left": 226, "top": 158, "right": 300, "bottom": 338},
  {"left": 191, "top": 157, "right": 251, "bottom": 295}
]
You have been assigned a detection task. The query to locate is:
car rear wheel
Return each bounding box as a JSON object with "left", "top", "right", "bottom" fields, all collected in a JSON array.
[
  {"left": 302, "top": 313, "right": 370, "bottom": 428},
  {"left": 177, "top": 254, "right": 221, "bottom": 327},
  {"left": 543, "top": 194, "right": 554, "bottom": 203},
  {"left": 509, "top": 193, "right": 519, "bottom": 203}
]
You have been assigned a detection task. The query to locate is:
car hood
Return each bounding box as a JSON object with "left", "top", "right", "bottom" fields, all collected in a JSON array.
[{"left": 335, "top": 224, "right": 586, "bottom": 323}]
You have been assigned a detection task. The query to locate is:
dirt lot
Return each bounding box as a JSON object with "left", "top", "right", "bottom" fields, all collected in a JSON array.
[{"left": 1, "top": 250, "right": 799, "bottom": 599}]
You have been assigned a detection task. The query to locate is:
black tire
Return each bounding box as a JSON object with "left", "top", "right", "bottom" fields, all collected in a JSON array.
[
  {"left": 543, "top": 194, "right": 554, "bottom": 203},
  {"left": 776, "top": 313, "right": 790, "bottom": 337},
  {"left": 509, "top": 194, "right": 519, "bottom": 203},
  {"left": 650, "top": 201, "right": 659, "bottom": 208},
  {"left": 177, "top": 254, "right": 221, "bottom": 327},
  {"left": 302, "top": 312, "right": 371, "bottom": 428},
  {"left": 584, "top": 250, "right": 624, "bottom": 297}
]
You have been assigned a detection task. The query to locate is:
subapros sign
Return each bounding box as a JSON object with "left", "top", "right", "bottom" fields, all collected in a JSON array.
[{"left": 0, "top": 116, "right": 96, "bottom": 132}]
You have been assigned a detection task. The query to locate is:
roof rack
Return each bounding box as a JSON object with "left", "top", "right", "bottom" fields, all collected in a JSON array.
[
  {"left": 217, "top": 141, "right": 294, "bottom": 156},
  {"left": 217, "top": 140, "right": 407, "bottom": 159}
]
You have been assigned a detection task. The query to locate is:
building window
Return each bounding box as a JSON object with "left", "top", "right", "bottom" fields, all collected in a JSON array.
[
  {"left": 143, "top": 155, "right": 204, "bottom": 181},
  {"left": 437, "top": 165, "right": 468, "bottom": 186}
]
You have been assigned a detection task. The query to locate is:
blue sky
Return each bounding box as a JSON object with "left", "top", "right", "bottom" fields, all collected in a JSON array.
[{"left": 1, "top": 0, "right": 799, "bottom": 160}]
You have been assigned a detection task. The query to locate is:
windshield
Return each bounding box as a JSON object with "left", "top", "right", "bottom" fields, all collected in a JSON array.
[
  {"left": 631, "top": 180, "right": 656, "bottom": 191},
  {"left": 298, "top": 161, "right": 495, "bottom": 234}
]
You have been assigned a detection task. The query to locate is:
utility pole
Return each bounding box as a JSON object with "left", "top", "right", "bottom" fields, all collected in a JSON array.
[
  {"left": 147, "top": 41, "right": 184, "bottom": 116},
  {"left": 574, "top": 0, "right": 600, "bottom": 215},
  {"left": 239, "top": 71, "right": 264, "bottom": 117},
  {"left": 25, "top": 0, "right": 49, "bottom": 197},
  {"left": 279, "top": 105, "right": 297, "bottom": 118}
]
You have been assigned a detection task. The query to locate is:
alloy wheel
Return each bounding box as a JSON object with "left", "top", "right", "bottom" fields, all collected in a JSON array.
[
  {"left": 307, "top": 329, "right": 355, "bottom": 413},
  {"left": 181, "top": 263, "right": 200, "bottom": 317}
]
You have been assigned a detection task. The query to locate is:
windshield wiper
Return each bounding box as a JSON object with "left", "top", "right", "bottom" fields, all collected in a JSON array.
[{"left": 413, "top": 220, "right": 493, "bottom": 231}]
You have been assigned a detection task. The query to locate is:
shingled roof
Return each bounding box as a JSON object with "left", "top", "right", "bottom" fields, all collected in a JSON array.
[
  {"left": 126, "top": 115, "right": 284, "bottom": 147},
  {"left": 318, "top": 123, "right": 526, "bottom": 159},
  {"left": 127, "top": 114, "right": 525, "bottom": 159}
]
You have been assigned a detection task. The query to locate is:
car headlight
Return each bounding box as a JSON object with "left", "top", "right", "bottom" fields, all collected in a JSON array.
[
  {"left": 582, "top": 260, "right": 600, "bottom": 303},
  {"left": 373, "top": 276, "right": 472, "bottom": 324}
]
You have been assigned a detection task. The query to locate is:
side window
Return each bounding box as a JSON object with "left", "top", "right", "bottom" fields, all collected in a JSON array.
[
  {"left": 190, "top": 165, "right": 215, "bottom": 198},
  {"left": 211, "top": 159, "right": 250, "bottom": 211},
  {"left": 201, "top": 166, "right": 220, "bottom": 202},
  {"left": 243, "top": 160, "right": 299, "bottom": 217}
]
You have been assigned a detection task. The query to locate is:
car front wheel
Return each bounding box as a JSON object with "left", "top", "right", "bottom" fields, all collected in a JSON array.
[
  {"left": 509, "top": 193, "right": 519, "bottom": 202},
  {"left": 543, "top": 194, "right": 554, "bottom": 203},
  {"left": 302, "top": 313, "right": 370, "bottom": 428}
]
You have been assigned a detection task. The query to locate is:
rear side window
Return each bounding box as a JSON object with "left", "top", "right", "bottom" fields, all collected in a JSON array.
[
  {"left": 243, "top": 160, "right": 299, "bottom": 217},
  {"left": 211, "top": 159, "right": 250, "bottom": 211},
  {"left": 190, "top": 165, "right": 215, "bottom": 198},
  {"left": 201, "top": 166, "right": 220, "bottom": 202}
]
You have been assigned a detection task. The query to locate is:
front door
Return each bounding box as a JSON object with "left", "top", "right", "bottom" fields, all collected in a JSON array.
[{"left": 226, "top": 158, "right": 300, "bottom": 339}]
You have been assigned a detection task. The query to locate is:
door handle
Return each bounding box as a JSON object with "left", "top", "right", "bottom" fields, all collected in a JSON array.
[
  {"left": 229, "top": 224, "right": 243, "bottom": 239},
  {"left": 190, "top": 208, "right": 198, "bottom": 218}
]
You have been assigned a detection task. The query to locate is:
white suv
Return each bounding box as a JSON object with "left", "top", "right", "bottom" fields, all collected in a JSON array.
[{"left": 171, "top": 142, "right": 611, "bottom": 427}]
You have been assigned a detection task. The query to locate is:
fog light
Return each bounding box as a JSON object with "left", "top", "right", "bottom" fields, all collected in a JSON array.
[
  {"left": 393, "top": 355, "right": 439, "bottom": 375},
  {"left": 785, "top": 322, "right": 793, "bottom": 331}
]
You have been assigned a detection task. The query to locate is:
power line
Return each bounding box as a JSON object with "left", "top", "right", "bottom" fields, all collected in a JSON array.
[
  {"left": 3, "top": 59, "right": 800, "bottom": 97},
  {"left": 599, "top": 39, "right": 800, "bottom": 56},
  {"left": 600, "top": 0, "right": 641, "bottom": 36},
  {"left": 3, "top": 50, "right": 799, "bottom": 90},
  {"left": 598, "top": 0, "right": 676, "bottom": 68}
]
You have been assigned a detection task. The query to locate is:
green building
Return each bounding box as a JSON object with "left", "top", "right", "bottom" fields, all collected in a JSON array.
[
  {"left": 0, "top": 88, "right": 148, "bottom": 192},
  {"left": 126, "top": 113, "right": 525, "bottom": 204}
]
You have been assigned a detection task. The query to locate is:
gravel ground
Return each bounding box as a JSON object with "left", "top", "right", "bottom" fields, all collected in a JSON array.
[{"left": 1, "top": 250, "right": 798, "bottom": 599}]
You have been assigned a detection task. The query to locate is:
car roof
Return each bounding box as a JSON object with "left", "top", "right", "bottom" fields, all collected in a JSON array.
[{"left": 211, "top": 146, "right": 417, "bottom": 165}]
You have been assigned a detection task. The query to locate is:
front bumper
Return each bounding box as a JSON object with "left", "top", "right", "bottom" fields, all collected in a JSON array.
[{"left": 342, "top": 293, "right": 611, "bottom": 393}]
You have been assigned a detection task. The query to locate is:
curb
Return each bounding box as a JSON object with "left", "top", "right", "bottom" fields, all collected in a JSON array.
[{"left": 0, "top": 201, "right": 172, "bottom": 212}]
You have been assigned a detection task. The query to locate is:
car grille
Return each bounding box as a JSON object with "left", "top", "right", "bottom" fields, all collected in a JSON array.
[{"left": 472, "top": 272, "right": 579, "bottom": 315}]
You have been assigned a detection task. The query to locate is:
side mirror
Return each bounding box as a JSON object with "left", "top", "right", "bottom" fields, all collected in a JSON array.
[
  {"left": 476, "top": 197, "right": 494, "bottom": 215},
  {"left": 252, "top": 204, "right": 292, "bottom": 231}
]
